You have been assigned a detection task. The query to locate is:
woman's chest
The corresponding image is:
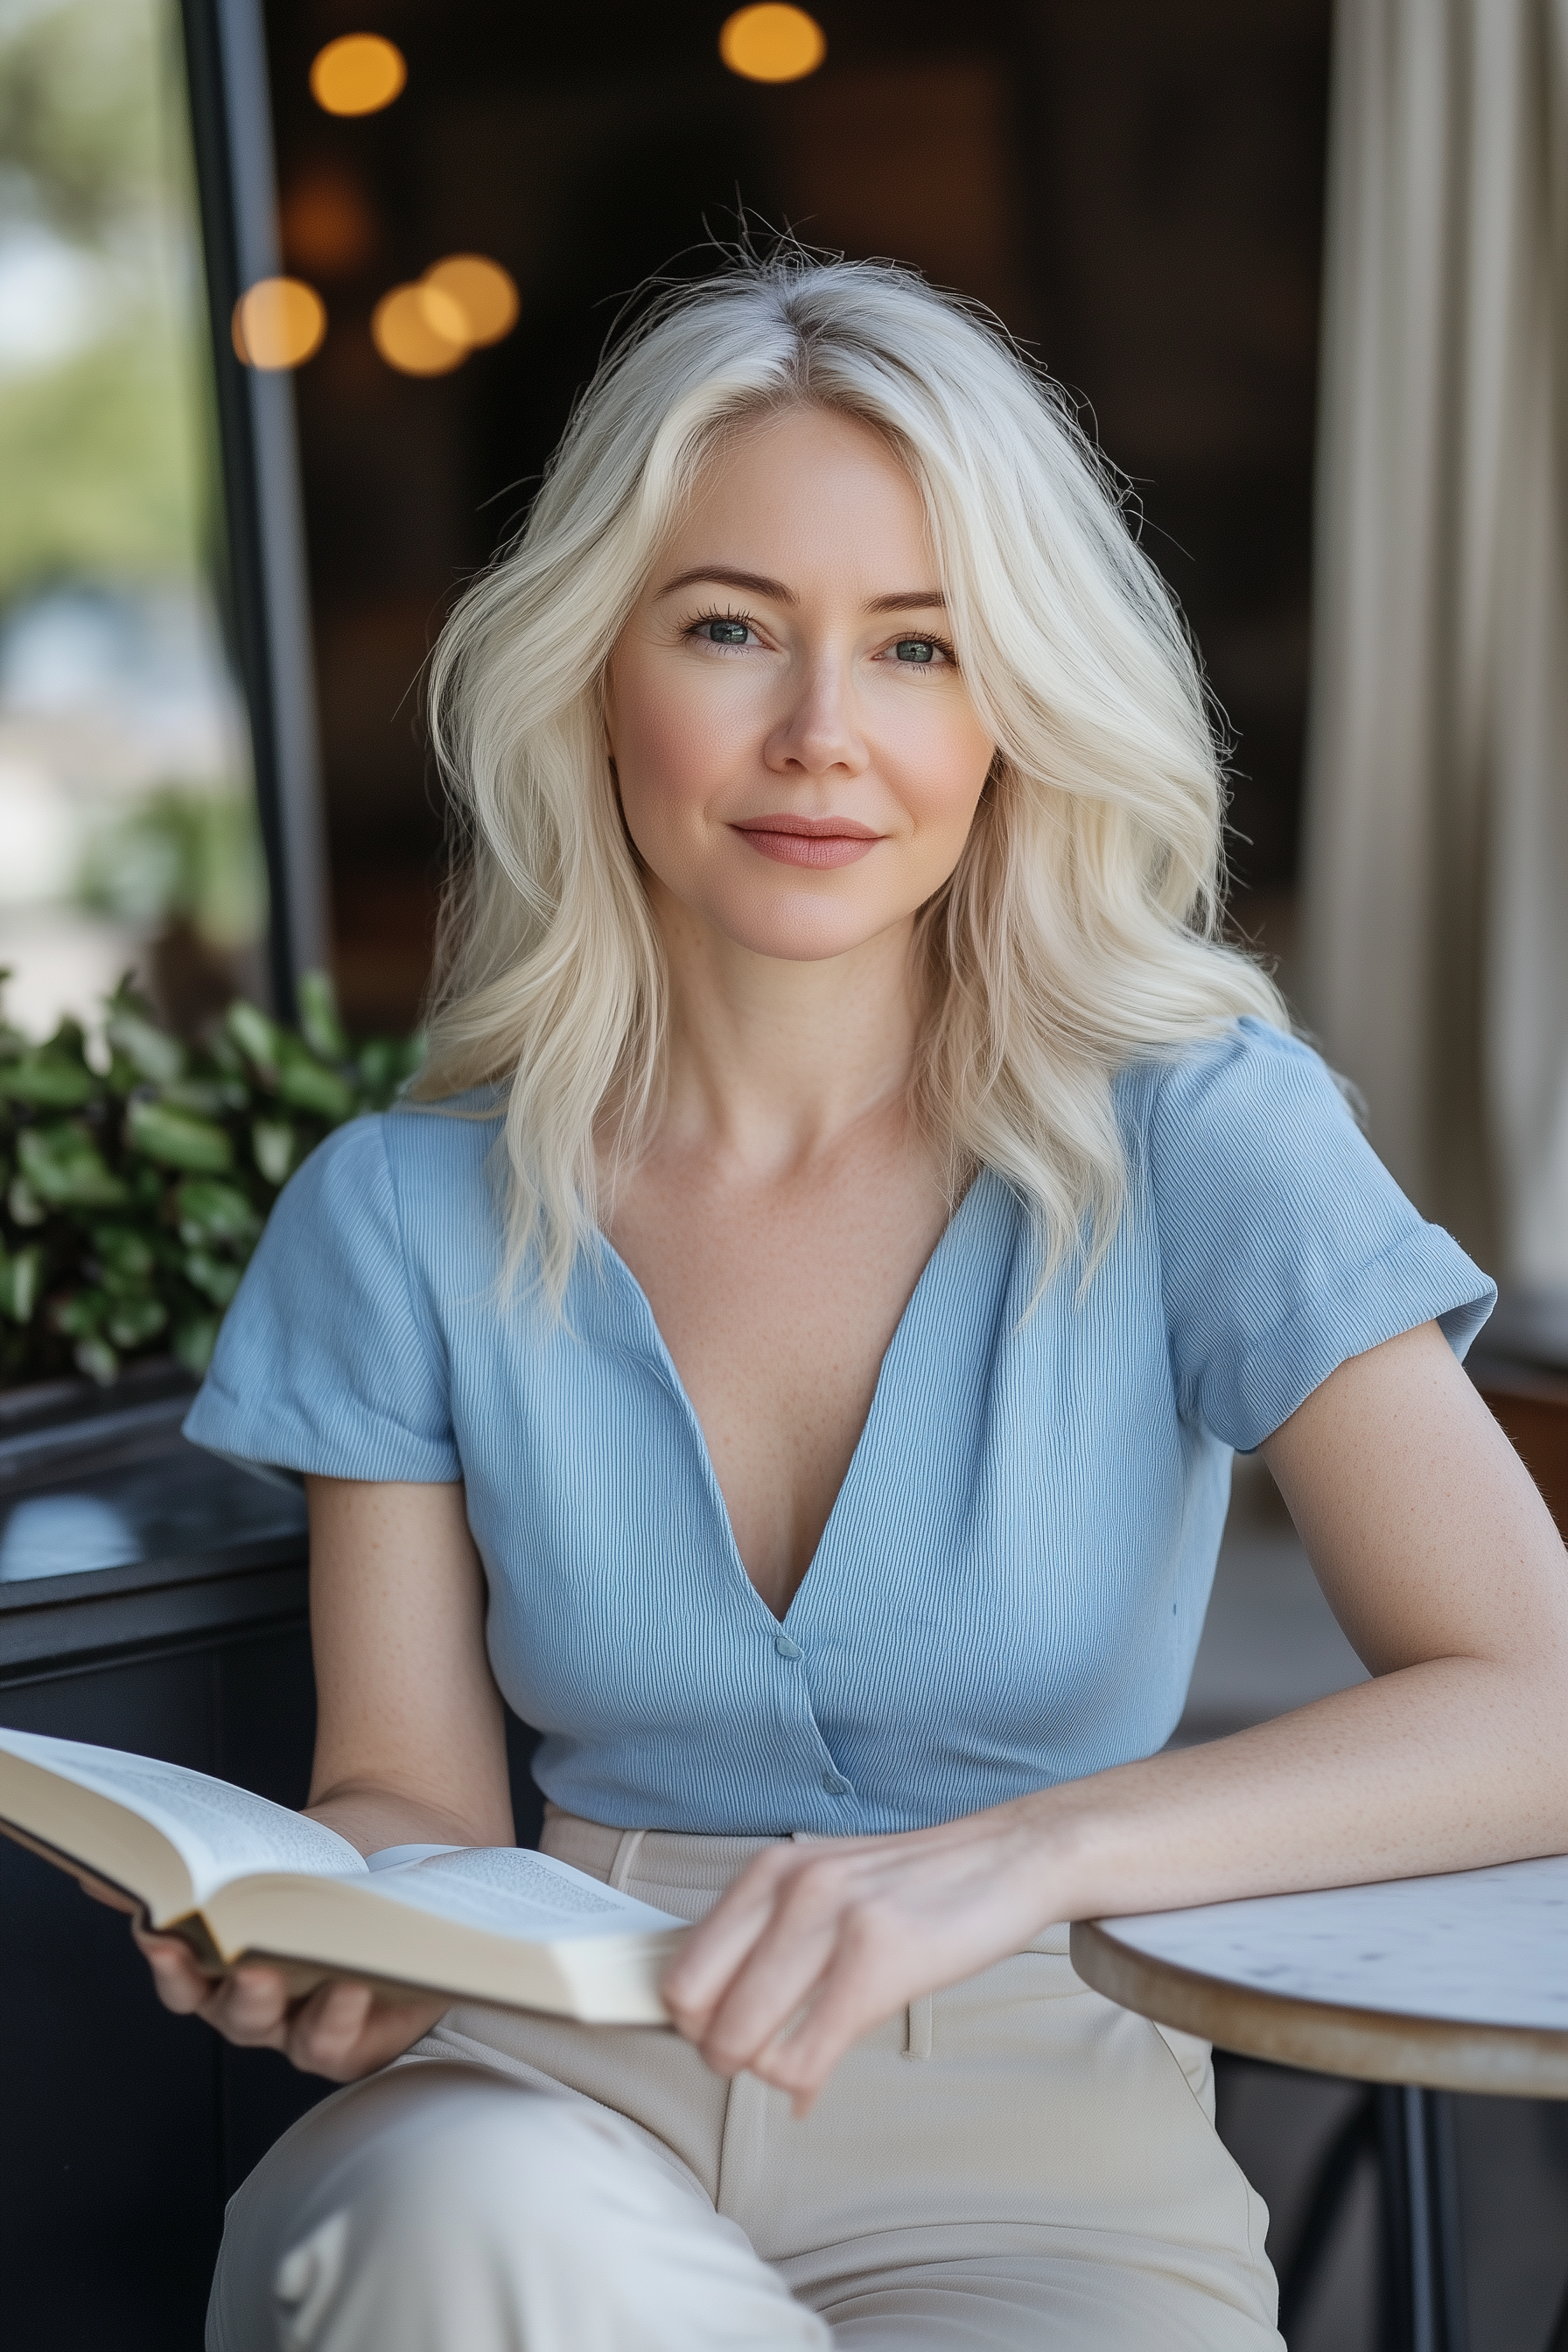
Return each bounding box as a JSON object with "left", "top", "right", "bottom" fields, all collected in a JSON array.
[
  {"left": 448, "top": 1231, "right": 1228, "bottom": 1807},
  {"left": 603, "top": 1144, "right": 956, "bottom": 1617},
  {"left": 444, "top": 1172, "right": 1217, "bottom": 1649}
]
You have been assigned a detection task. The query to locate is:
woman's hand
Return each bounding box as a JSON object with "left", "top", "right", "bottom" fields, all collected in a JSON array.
[
  {"left": 75, "top": 1866, "right": 446, "bottom": 2081},
  {"left": 662, "top": 1809, "right": 1057, "bottom": 2115},
  {"left": 133, "top": 1922, "right": 447, "bottom": 2080}
]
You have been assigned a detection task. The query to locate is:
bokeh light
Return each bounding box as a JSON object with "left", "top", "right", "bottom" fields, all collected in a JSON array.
[
  {"left": 231, "top": 277, "right": 327, "bottom": 369},
  {"left": 371, "top": 283, "right": 469, "bottom": 376},
  {"left": 281, "top": 166, "right": 379, "bottom": 276},
  {"left": 423, "top": 255, "right": 519, "bottom": 346},
  {"left": 718, "top": 4, "right": 825, "bottom": 82},
  {"left": 309, "top": 33, "right": 407, "bottom": 117}
]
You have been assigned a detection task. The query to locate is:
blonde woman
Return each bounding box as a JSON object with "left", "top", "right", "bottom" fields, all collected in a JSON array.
[{"left": 166, "top": 259, "right": 1565, "bottom": 2351}]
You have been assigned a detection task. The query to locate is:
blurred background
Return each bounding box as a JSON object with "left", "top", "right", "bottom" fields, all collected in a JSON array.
[
  {"left": 0, "top": 0, "right": 1329, "bottom": 1040},
  {"left": 0, "top": 0, "right": 264, "bottom": 1040}
]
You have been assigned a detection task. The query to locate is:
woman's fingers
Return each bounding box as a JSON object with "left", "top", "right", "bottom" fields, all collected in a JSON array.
[
  {"left": 129, "top": 1914, "right": 444, "bottom": 2077},
  {"left": 286, "top": 1984, "right": 449, "bottom": 2081},
  {"left": 668, "top": 1816, "right": 1064, "bottom": 2106},
  {"left": 686, "top": 1908, "right": 842, "bottom": 2076},
  {"left": 664, "top": 1841, "right": 884, "bottom": 2039},
  {"left": 668, "top": 1847, "right": 897, "bottom": 2077},
  {"left": 697, "top": 1886, "right": 911, "bottom": 2097},
  {"left": 134, "top": 1926, "right": 231, "bottom": 2016},
  {"left": 208, "top": 1964, "right": 296, "bottom": 2044},
  {"left": 133, "top": 1928, "right": 312, "bottom": 2050},
  {"left": 286, "top": 1979, "right": 374, "bottom": 2073},
  {"left": 662, "top": 1845, "right": 801, "bottom": 2030},
  {"left": 744, "top": 1925, "right": 907, "bottom": 2113}
]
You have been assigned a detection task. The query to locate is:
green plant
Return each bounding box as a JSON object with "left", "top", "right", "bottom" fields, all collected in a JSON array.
[{"left": 0, "top": 970, "right": 423, "bottom": 1388}]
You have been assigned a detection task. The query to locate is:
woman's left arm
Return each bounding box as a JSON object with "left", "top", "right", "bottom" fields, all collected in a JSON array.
[{"left": 665, "top": 1321, "right": 1568, "bottom": 2110}]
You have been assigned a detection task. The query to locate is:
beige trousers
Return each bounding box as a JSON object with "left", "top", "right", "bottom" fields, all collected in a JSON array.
[{"left": 207, "top": 1812, "right": 1283, "bottom": 2351}]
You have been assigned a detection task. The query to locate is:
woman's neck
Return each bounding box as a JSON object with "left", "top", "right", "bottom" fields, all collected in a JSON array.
[{"left": 648, "top": 880, "right": 923, "bottom": 1175}]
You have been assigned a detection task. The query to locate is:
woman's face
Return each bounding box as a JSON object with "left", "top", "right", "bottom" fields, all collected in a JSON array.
[{"left": 605, "top": 406, "right": 996, "bottom": 966}]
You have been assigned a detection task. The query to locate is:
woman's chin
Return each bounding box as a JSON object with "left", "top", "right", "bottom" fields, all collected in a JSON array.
[{"left": 694, "top": 894, "right": 915, "bottom": 968}]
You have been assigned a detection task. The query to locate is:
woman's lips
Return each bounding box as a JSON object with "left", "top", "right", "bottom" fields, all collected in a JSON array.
[{"left": 731, "top": 816, "right": 881, "bottom": 870}]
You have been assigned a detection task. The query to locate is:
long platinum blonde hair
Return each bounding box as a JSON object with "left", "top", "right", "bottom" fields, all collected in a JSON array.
[{"left": 416, "top": 255, "right": 1285, "bottom": 1303}]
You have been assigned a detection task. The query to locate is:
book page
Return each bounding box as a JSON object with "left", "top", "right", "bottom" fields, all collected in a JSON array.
[
  {"left": 367, "top": 1844, "right": 685, "bottom": 1943},
  {"left": 0, "top": 1730, "right": 363, "bottom": 1907}
]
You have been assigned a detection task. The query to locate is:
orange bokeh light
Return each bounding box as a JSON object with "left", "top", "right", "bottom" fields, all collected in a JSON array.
[
  {"left": 309, "top": 33, "right": 407, "bottom": 117},
  {"left": 423, "top": 255, "right": 519, "bottom": 347},
  {"left": 718, "top": 4, "right": 825, "bottom": 82},
  {"left": 371, "top": 256, "right": 521, "bottom": 376},
  {"left": 372, "top": 283, "right": 469, "bottom": 376},
  {"left": 232, "top": 276, "right": 327, "bottom": 369}
]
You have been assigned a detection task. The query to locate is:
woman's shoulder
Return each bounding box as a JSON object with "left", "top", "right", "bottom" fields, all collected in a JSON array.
[
  {"left": 1115, "top": 1016, "right": 1354, "bottom": 1200},
  {"left": 1108, "top": 1018, "right": 1493, "bottom": 1450},
  {"left": 1116, "top": 1014, "right": 1333, "bottom": 1130},
  {"left": 182, "top": 1098, "right": 504, "bottom": 1482},
  {"left": 234, "top": 1095, "right": 508, "bottom": 1321},
  {"left": 377, "top": 1090, "right": 506, "bottom": 1191},
  {"left": 283, "top": 1092, "right": 504, "bottom": 1221}
]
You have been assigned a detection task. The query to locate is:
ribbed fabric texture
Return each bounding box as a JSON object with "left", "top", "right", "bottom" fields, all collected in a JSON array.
[{"left": 186, "top": 1018, "right": 1494, "bottom": 1838}]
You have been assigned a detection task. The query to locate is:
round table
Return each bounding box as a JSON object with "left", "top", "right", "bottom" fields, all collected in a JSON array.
[{"left": 1071, "top": 1854, "right": 1568, "bottom": 2352}]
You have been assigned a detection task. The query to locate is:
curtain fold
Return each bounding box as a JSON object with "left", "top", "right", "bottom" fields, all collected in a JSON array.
[{"left": 1302, "top": 0, "right": 1568, "bottom": 1282}]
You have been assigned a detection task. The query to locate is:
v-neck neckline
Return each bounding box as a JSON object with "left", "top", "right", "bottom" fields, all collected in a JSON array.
[{"left": 592, "top": 1174, "right": 989, "bottom": 1629}]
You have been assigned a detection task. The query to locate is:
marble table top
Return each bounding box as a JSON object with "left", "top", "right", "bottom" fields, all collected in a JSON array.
[{"left": 1071, "top": 1855, "right": 1568, "bottom": 2096}]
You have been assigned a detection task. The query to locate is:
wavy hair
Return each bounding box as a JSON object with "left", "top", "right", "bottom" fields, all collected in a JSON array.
[{"left": 415, "top": 254, "right": 1286, "bottom": 1304}]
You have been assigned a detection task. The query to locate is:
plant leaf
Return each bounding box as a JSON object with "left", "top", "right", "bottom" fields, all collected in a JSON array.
[
  {"left": 51, "top": 1288, "right": 108, "bottom": 1337},
  {"left": 7, "top": 1174, "right": 47, "bottom": 1227},
  {"left": 251, "top": 1118, "right": 298, "bottom": 1186},
  {"left": 0, "top": 1244, "right": 44, "bottom": 1325},
  {"left": 18, "top": 1124, "right": 130, "bottom": 1208},
  {"left": 275, "top": 1040, "right": 356, "bottom": 1122},
  {"left": 226, "top": 1000, "right": 280, "bottom": 1073},
  {"left": 0, "top": 1053, "right": 96, "bottom": 1108},
  {"left": 298, "top": 970, "right": 350, "bottom": 1064},
  {"left": 90, "top": 1225, "right": 157, "bottom": 1284},
  {"left": 172, "top": 1312, "right": 220, "bottom": 1376},
  {"left": 174, "top": 1179, "right": 262, "bottom": 1249},
  {"left": 106, "top": 1298, "right": 168, "bottom": 1348},
  {"left": 124, "top": 1098, "right": 234, "bottom": 1173},
  {"left": 104, "top": 1006, "right": 186, "bottom": 1086},
  {"left": 160, "top": 1077, "right": 246, "bottom": 1116},
  {"left": 182, "top": 1250, "right": 243, "bottom": 1307}
]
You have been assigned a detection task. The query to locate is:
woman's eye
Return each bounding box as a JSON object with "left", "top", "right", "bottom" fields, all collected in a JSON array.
[
  {"left": 694, "top": 618, "right": 752, "bottom": 647},
  {"left": 893, "top": 638, "right": 940, "bottom": 664}
]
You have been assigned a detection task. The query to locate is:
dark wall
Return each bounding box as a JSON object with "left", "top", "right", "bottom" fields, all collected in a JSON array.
[
  {"left": 0, "top": 1614, "right": 542, "bottom": 2351},
  {"left": 0, "top": 1633, "right": 326, "bottom": 2350},
  {"left": 261, "top": 0, "right": 1331, "bottom": 1028}
]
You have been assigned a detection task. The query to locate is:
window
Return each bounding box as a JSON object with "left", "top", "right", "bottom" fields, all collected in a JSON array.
[{"left": 0, "top": 0, "right": 264, "bottom": 1040}]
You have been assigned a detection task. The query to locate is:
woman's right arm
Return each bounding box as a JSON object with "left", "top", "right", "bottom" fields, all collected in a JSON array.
[{"left": 132, "top": 1474, "right": 516, "bottom": 2080}]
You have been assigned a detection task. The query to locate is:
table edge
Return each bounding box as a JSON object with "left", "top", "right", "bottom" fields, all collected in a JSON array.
[{"left": 1069, "top": 1918, "right": 1568, "bottom": 2099}]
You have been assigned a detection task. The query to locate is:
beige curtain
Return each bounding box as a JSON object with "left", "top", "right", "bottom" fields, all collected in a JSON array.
[{"left": 1302, "top": 0, "right": 1568, "bottom": 1283}]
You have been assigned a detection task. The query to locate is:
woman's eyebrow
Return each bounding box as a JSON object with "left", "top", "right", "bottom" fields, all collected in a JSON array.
[
  {"left": 655, "top": 566, "right": 946, "bottom": 613},
  {"left": 657, "top": 565, "right": 796, "bottom": 603}
]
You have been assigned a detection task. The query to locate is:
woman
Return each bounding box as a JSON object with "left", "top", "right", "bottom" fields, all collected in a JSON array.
[{"left": 166, "top": 259, "right": 1565, "bottom": 2350}]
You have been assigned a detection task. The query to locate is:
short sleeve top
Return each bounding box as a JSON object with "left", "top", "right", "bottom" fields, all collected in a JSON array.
[{"left": 184, "top": 1018, "right": 1494, "bottom": 1836}]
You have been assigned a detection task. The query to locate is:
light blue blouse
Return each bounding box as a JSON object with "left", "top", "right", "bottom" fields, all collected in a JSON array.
[{"left": 185, "top": 1019, "right": 1494, "bottom": 1837}]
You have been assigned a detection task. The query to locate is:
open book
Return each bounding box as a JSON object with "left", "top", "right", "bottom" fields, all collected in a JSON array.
[{"left": 0, "top": 1730, "right": 686, "bottom": 2024}]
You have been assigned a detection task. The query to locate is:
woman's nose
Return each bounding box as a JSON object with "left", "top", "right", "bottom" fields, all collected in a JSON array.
[{"left": 762, "top": 653, "right": 870, "bottom": 778}]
